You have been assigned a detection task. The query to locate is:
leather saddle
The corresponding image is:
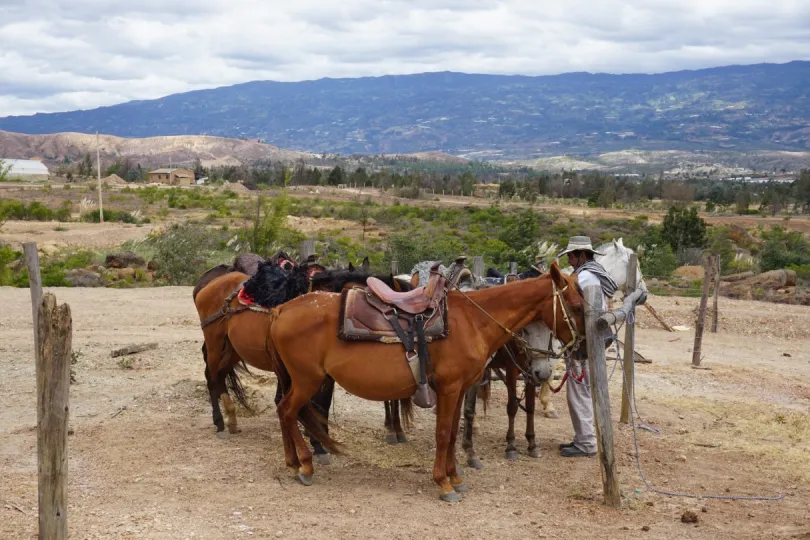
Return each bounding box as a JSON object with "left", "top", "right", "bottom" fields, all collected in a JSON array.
[{"left": 338, "top": 262, "right": 449, "bottom": 408}]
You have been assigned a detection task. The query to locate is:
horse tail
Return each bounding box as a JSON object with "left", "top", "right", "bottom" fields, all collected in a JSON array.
[
  {"left": 219, "top": 337, "right": 251, "bottom": 411},
  {"left": 399, "top": 398, "right": 414, "bottom": 429},
  {"left": 265, "top": 310, "right": 341, "bottom": 455}
]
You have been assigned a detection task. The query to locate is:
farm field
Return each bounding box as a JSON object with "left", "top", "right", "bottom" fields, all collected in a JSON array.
[{"left": 1, "top": 286, "right": 809, "bottom": 539}]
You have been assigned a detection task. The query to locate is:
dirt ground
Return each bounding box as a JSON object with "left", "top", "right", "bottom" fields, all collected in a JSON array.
[{"left": 1, "top": 286, "right": 809, "bottom": 539}]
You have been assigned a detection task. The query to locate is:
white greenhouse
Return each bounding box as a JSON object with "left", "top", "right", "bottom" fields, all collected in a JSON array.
[{"left": 1, "top": 158, "right": 50, "bottom": 181}]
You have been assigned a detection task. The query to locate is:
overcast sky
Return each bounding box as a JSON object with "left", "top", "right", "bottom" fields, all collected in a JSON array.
[{"left": 1, "top": 0, "right": 809, "bottom": 117}]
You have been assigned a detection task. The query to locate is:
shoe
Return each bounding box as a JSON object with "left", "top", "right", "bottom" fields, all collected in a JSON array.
[
  {"left": 560, "top": 445, "right": 596, "bottom": 458},
  {"left": 558, "top": 441, "right": 575, "bottom": 450}
]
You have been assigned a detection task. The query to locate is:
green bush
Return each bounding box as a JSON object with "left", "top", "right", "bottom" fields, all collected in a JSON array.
[
  {"left": 81, "top": 209, "right": 138, "bottom": 223},
  {"left": 760, "top": 226, "right": 810, "bottom": 271},
  {"left": 148, "top": 223, "right": 226, "bottom": 285}
]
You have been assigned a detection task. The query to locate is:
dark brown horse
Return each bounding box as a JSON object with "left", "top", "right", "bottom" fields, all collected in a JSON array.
[{"left": 266, "top": 262, "right": 585, "bottom": 501}]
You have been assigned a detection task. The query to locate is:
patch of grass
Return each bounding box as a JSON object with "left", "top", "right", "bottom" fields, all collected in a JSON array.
[{"left": 117, "top": 357, "right": 134, "bottom": 369}]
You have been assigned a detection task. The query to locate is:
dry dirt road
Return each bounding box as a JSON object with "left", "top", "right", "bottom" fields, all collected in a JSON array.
[{"left": 1, "top": 287, "right": 809, "bottom": 539}]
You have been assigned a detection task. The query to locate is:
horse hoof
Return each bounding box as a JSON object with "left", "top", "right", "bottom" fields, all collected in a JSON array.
[
  {"left": 216, "top": 431, "right": 230, "bottom": 440},
  {"left": 297, "top": 472, "right": 314, "bottom": 486},
  {"left": 467, "top": 457, "right": 484, "bottom": 470},
  {"left": 314, "top": 453, "right": 330, "bottom": 466},
  {"left": 439, "top": 491, "right": 462, "bottom": 503},
  {"left": 227, "top": 425, "right": 241, "bottom": 434},
  {"left": 452, "top": 482, "right": 469, "bottom": 493},
  {"left": 506, "top": 450, "right": 519, "bottom": 461},
  {"left": 396, "top": 433, "right": 408, "bottom": 443},
  {"left": 544, "top": 410, "right": 560, "bottom": 419},
  {"left": 528, "top": 448, "right": 541, "bottom": 459},
  {"left": 384, "top": 433, "right": 398, "bottom": 445}
]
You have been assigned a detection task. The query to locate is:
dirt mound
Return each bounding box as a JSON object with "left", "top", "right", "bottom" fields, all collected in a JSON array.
[
  {"left": 101, "top": 174, "right": 127, "bottom": 185},
  {"left": 221, "top": 182, "right": 250, "bottom": 193},
  {"left": 673, "top": 265, "right": 704, "bottom": 280}
]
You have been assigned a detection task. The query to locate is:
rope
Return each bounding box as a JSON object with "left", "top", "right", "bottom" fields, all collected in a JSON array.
[{"left": 611, "top": 309, "right": 784, "bottom": 502}]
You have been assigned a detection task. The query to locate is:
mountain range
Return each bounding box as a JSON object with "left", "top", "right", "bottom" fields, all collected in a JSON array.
[{"left": 1, "top": 62, "right": 810, "bottom": 160}]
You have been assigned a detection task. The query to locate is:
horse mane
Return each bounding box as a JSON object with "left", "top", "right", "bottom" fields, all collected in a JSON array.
[
  {"left": 242, "top": 262, "right": 309, "bottom": 308},
  {"left": 486, "top": 268, "right": 504, "bottom": 278},
  {"left": 309, "top": 268, "right": 413, "bottom": 292}
]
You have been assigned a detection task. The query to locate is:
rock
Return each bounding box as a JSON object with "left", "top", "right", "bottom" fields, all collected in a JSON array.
[
  {"left": 105, "top": 251, "right": 145, "bottom": 269},
  {"left": 676, "top": 455, "right": 687, "bottom": 462},
  {"left": 642, "top": 525, "right": 651, "bottom": 531},
  {"left": 681, "top": 510, "right": 699, "bottom": 524},
  {"left": 648, "top": 278, "right": 660, "bottom": 287},
  {"left": 147, "top": 260, "right": 160, "bottom": 271},
  {"left": 117, "top": 268, "right": 136, "bottom": 280},
  {"left": 64, "top": 269, "right": 103, "bottom": 287}
]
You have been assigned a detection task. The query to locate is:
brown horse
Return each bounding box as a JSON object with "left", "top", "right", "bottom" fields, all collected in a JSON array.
[
  {"left": 266, "top": 261, "right": 585, "bottom": 501},
  {"left": 193, "top": 256, "right": 412, "bottom": 460}
]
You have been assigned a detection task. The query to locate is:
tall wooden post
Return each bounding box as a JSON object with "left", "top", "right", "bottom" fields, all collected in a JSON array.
[
  {"left": 24, "top": 242, "right": 43, "bottom": 349},
  {"left": 711, "top": 256, "right": 721, "bottom": 333},
  {"left": 583, "top": 285, "right": 621, "bottom": 508},
  {"left": 472, "top": 256, "right": 484, "bottom": 278},
  {"left": 509, "top": 261, "right": 518, "bottom": 274},
  {"left": 620, "top": 254, "right": 637, "bottom": 424},
  {"left": 299, "top": 239, "right": 315, "bottom": 261},
  {"left": 390, "top": 260, "right": 398, "bottom": 275},
  {"left": 692, "top": 255, "right": 714, "bottom": 367},
  {"left": 36, "top": 293, "right": 72, "bottom": 540}
]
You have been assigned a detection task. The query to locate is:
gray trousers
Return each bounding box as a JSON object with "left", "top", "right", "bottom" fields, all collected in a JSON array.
[{"left": 566, "top": 359, "right": 597, "bottom": 453}]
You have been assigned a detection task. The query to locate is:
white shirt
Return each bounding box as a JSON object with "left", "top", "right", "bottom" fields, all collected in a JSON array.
[{"left": 576, "top": 268, "right": 608, "bottom": 309}]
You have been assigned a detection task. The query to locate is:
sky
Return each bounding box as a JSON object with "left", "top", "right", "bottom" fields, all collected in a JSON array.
[{"left": 1, "top": 0, "right": 810, "bottom": 117}]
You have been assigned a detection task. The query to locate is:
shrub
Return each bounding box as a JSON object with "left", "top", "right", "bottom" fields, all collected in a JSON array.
[
  {"left": 148, "top": 223, "right": 223, "bottom": 285},
  {"left": 759, "top": 226, "right": 810, "bottom": 271}
]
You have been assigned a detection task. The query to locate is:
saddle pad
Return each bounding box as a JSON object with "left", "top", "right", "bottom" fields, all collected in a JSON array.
[
  {"left": 236, "top": 286, "right": 271, "bottom": 312},
  {"left": 338, "top": 288, "right": 448, "bottom": 343}
]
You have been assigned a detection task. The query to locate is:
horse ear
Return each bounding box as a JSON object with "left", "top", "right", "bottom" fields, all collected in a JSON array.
[
  {"left": 617, "top": 238, "right": 624, "bottom": 248},
  {"left": 613, "top": 238, "right": 619, "bottom": 249},
  {"left": 362, "top": 256, "right": 370, "bottom": 271},
  {"left": 549, "top": 260, "right": 565, "bottom": 287},
  {"left": 348, "top": 262, "right": 355, "bottom": 272},
  {"left": 410, "top": 272, "right": 420, "bottom": 288}
]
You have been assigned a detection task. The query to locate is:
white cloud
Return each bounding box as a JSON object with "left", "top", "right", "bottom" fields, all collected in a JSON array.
[{"left": 1, "top": 0, "right": 809, "bottom": 116}]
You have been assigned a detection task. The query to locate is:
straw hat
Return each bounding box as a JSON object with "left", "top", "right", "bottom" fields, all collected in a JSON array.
[{"left": 557, "top": 236, "right": 604, "bottom": 257}]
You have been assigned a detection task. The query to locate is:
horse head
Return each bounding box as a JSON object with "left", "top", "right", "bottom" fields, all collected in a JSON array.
[
  {"left": 594, "top": 237, "right": 647, "bottom": 293},
  {"left": 539, "top": 261, "right": 585, "bottom": 355}
]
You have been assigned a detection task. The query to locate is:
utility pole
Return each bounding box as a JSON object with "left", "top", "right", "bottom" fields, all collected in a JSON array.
[{"left": 96, "top": 132, "right": 104, "bottom": 223}]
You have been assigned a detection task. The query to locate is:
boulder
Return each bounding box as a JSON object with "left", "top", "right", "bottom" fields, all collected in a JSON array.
[
  {"left": 147, "top": 260, "right": 160, "bottom": 271},
  {"left": 117, "top": 268, "right": 137, "bottom": 280},
  {"left": 65, "top": 269, "right": 103, "bottom": 287},
  {"left": 105, "top": 251, "right": 145, "bottom": 269}
]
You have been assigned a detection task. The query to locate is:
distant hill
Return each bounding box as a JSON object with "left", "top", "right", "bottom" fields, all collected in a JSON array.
[{"left": 2, "top": 62, "right": 810, "bottom": 158}]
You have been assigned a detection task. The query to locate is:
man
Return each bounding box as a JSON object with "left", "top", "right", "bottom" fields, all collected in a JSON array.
[{"left": 556, "top": 236, "right": 618, "bottom": 458}]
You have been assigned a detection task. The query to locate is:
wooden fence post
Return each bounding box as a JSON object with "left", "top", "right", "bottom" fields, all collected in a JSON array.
[
  {"left": 390, "top": 260, "right": 399, "bottom": 275},
  {"left": 620, "top": 254, "right": 637, "bottom": 424},
  {"left": 36, "top": 293, "right": 72, "bottom": 540},
  {"left": 472, "top": 256, "right": 485, "bottom": 278},
  {"left": 509, "top": 261, "right": 518, "bottom": 274},
  {"left": 692, "top": 255, "right": 714, "bottom": 368},
  {"left": 24, "top": 242, "right": 43, "bottom": 349},
  {"left": 583, "top": 285, "right": 621, "bottom": 508},
  {"left": 711, "top": 256, "right": 721, "bottom": 333},
  {"left": 299, "top": 239, "right": 315, "bottom": 261}
]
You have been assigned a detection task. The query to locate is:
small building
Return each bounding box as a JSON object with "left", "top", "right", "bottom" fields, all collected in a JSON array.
[
  {"left": 1, "top": 158, "right": 50, "bottom": 181},
  {"left": 147, "top": 168, "right": 194, "bottom": 186}
]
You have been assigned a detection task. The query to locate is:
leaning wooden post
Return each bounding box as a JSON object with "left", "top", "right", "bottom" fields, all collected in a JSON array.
[
  {"left": 390, "top": 260, "right": 398, "bottom": 275},
  {"left": 620, "top": 254, "right": 638, "bottom": 424},
  {"left": 583, "top": 285, "right": 621, "bottom": 508},
  {"left": 36, "top": 293, "right": 72, "bottom": 540},
  {"left": 692, "top": 255, "right": 714, "bottom": 367},
  {"left": 299, "top": 239, "right": 315, "bottom": 261},
  {"left": 24, "top": 242, "right": 43, "bottom": 348},
  {"left": 711, "top": 256, "right": 721, "bottom": 333},
  {"left": 472, "top": 256, "right": 484, "bottom": 278}
]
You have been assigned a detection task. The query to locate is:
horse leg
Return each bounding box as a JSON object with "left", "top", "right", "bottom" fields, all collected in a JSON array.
[
  {"left": 220, "top": 393, "right": 240, "bottom": 434},
  {"left": 383, "top": 401, "right": 398, "bottom": 444},
  {"left": 392, "top": 399, "right": 408, "bottom": 443},
  {"left": 203, "top": 345, "right": 226, "bottom": 434},
  {"left": 309, "top": 377, "right": 334, "bottom": 465},
  {"left": 505, "top": 363, "right": 519, "bottom": 461},
  {"left": 539, "top": 380, "right": 560, "bottom": 419},
  {"left": 446, "top": 391, "right": 468, "bottom": 494},
  {"left": 433, "top": 388, "right": 463, "bottom": 503},
  {"left": 525, "top": 382, "right": 541, "bottom": 458},
  {"left": 461, "top": 384, "right": 483, "bottom": 469},
  {"left": 277, "top": 384, "right": 319, "bottom": 485}
]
